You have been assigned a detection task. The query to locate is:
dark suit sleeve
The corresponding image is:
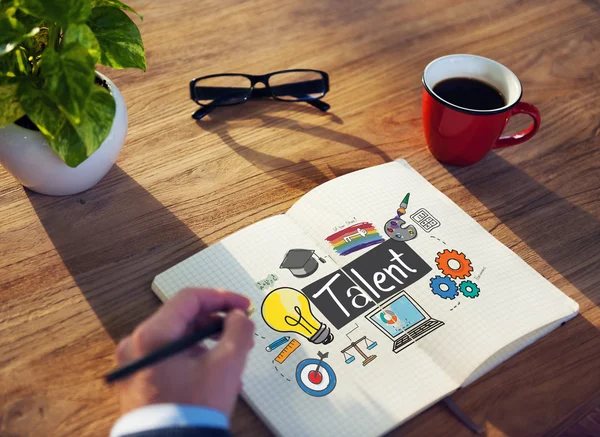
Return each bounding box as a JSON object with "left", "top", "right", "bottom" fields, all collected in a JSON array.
[{"left": 120, "top": 427, "right": 231, "bottom": 437}]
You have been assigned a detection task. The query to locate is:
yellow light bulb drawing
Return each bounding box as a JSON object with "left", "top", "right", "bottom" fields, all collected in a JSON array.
[{"left": 261, "top": 287, "right": 334, "bottom": 345}]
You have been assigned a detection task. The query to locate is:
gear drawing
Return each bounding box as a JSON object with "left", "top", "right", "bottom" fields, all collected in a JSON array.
[
  {"left": 459, "top": 280, "right": 480, "bottom": 298},
  {"left": 429, "top": 276, "right": 459, "bottom": 300},
  {"left": 435, "top": 249, "right": 473, "bottom": 279}
]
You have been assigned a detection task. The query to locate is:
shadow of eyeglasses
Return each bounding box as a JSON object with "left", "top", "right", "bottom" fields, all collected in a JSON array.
[{"left": 194, "top": 100, "right": 393, "bottom": 190}]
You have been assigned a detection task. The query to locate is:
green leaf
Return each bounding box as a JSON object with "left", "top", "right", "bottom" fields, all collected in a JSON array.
[
  {"left": 14, "top": 8, "right": 46, "bottom": 29},
  {"left": 91, "top": 0, "right": 142, "bottom": 20},
  {"left": 18, "top": 80, "right": 68, "bottom": 141},
  {"left": 71, "top": 84, "right": 115, "bottom": 158},
  {"left": 0, "top": 76, "right": 25, "bottom": 126},
  {"left": 63, "top": 23, "right": 100, "bottom": 63},
  {"left": 41, "top": 44, "right": 95, "bottom": 124},
  {"left": 18, "top": 0, "right": 91, "bottom": 26},
  {"left": 0, "top": 1, "right": 18, "bottom": 16},
  {"left": 19, "top": 80, "right": 116, "bottom": 167},
  {"left": 0, "top": 14, "right": 39, "bottom": 55},
  {"left": 0, "top": 46, "right": 30, "bottom": 76},
  {"left": 90, "top": 7, "right": 145, "bottom": 71}
]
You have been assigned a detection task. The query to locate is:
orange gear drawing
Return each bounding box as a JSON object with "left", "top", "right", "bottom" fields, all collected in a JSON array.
[{"left": 435, "top": 249, "right": 473, "bottom": 279}]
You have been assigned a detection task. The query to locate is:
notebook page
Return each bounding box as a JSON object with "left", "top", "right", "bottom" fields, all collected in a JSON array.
[
  {"left": 153, "top": 214, "right": 457, "bottom": 437},
  {"left": 462, "top": 317, "right": 572, "bottom": 386},
  {"left": 286, "top": 160, "right": 579, "bottom": 386}
]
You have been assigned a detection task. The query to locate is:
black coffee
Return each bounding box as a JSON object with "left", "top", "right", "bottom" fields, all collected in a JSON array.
[{"left": 433, "top": 77, "right": 505, "bottom": 110}]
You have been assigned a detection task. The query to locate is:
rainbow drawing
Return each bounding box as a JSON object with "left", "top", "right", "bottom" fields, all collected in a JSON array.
[{"left": 325, "top": 222, "right": 385, "bottom": 256}]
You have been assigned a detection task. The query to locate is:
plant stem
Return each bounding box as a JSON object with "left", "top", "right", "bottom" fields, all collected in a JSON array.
[{"left": 48, "top": 24, "right": 60, "bottom": 51}]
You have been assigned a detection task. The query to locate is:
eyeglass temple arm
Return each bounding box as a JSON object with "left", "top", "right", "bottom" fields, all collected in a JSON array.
[
  {"left": 192, "top": 105, "right": 214, "bottom": 120},
  {"left": 192, "top": 94, "right": 233, "bottom": 119},
  {"left": 307, "top": 99, "right": 330, "bottom": 112}
]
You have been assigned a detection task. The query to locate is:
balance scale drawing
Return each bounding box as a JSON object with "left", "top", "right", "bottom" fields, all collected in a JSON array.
[
  {"left": 341, "top": 323, "right": 378, "bottom": 366},
  {"left": 296, "top": 351, "right": 337, "bottom": 397}
]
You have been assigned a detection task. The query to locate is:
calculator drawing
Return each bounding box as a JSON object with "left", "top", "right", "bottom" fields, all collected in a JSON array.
[{"left": 410, "top": 208, "right": 441, "bottom": 232}]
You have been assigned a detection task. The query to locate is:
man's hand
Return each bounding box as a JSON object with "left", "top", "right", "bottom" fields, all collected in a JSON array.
[{"left": 115, "top": 288, "right": 254, "bottom": 416}]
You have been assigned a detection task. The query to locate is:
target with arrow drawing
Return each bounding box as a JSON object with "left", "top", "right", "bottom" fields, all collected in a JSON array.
[{"left": 295, "top": 351, "right": 337, "bottom": 397}]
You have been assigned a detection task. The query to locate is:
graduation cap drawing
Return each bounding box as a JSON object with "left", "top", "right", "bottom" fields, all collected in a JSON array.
[{"left": 279, "top": 249, "right": 326, "bottom": 278}]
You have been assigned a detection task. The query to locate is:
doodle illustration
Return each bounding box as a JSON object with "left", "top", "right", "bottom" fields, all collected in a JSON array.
[
  {"left": 341, "top": 323, "right": 377, "bottom": 366},
  {"left": 429, "top": 276, "right": 459, "bottom": 300},
  {"left": 410, "top": 208, "right": 441, "bottom": 232},
  {"left": 256, "top": 273, "right": 279, "bottom": 291},
  {"left": 279, "top": 249, "right": 326, "bottom": 278},
  {"left": 429, "top": 235, "right": 447, "bottom": 245},
  {"left": 429, "top": 249, "right": 482, "bottom": 303},
  {"left": 296, "top": 351, "right": 337, "bottom": 397},
  {"left": 384, "top": 194, "right": 418, "bottom": 242},
  {"left": 251, "top": 327, "right": 294, "bottom": 382},
  {"left": 459, "top": 280, "right": 480, "bottom": 298},
  {"left": 262, "top": 287, "right": 334, "bottom": 345},
  {"left": 266, "top": 336, "right": 290, "bottom": 352},
  {"left": 383, "top": 217, "right": 417, "bottom": 242},
  {"left": 475, "top": 267, "right": 486, "bottom": 280},
  {"left": 380, "top": 309, "right": 398, "bottom": 325},
  {"left": 274, "top": 339, "right": 301, "bottom": 364},
  {"left": 435, "top": 249, "right": 473, "bottom": 279},
  {"left": 272, "top": 365, "right": 292, "bottom": 382},
  {"left": 325, "top": 222, "right": 384, "bottom": 256},
  {"left": 397, "top": 193, "right": 411, "bottom": 217},
  {"left": 365, "top": 292, "right": 444, "bottom": 353}
]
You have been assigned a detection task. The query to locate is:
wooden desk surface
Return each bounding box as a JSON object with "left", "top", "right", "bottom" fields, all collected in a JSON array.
[{"left": 1, "top": 0, "right": 599, "bottom": 435}]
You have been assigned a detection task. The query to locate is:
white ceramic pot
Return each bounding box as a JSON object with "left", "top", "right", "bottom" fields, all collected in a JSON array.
[{"left": 0, "top": 72, "right": 127, "bottom": 196}]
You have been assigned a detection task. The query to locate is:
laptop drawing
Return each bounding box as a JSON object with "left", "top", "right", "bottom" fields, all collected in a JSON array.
[{"left": 365, "top": 291, "right": 444, "bottom": 353}]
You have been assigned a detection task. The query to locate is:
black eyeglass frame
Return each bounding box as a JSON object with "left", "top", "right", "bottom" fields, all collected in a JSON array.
[{"left": 189, "top": 69, "right": 330, "bottom": 119}]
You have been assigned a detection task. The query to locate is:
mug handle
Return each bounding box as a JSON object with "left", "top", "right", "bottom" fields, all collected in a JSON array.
[{"left": 493, "top": 102, "right": 541, "bottom": 149}]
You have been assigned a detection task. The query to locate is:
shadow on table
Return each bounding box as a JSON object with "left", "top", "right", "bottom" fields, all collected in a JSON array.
[
  {"left": 580, "top": 0, "right": 600, "bottom": 13},
  {"left": 195, "top": 100, "right": 392, "bottom": 189},
  {"left": 446, "top": 152, "right": 600, "bottom": 305},
  {"left": 26, "top": 165, "right": 207, "bottom": 341}
]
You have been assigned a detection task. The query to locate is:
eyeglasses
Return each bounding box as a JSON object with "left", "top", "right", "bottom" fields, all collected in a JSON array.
[{"left": 189, "top": 69, "right": 330, "bottom": 120}]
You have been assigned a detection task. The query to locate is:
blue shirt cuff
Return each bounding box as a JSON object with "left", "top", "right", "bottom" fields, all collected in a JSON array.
[{"left": 110, "top": 404, "right": 229, "bottom": 437}]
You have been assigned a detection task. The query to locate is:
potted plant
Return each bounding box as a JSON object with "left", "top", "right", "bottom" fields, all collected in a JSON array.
[{"left": 0, "top": 0, "right": 145, "bottom": 195}]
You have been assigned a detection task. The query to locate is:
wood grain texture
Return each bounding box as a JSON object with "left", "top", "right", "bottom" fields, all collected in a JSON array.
[
  {"left": 1, "top": 0, "right": 599, "bottom": 436},
  {"left": 558, "top": 402, "right": 600, "bottom": 437}
]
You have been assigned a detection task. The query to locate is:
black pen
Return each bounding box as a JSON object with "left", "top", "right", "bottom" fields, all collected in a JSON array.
[{"left": 104, "top": 318, "right": 224, "bottom": 384}]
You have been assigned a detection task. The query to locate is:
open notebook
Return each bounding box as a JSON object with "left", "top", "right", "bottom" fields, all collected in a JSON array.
[{"left": 152, "top": 160, "right": 578, "bottom": 437}]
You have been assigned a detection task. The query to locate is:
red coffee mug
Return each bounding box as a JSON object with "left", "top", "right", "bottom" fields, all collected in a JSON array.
[{"left": 422, "top": 54, "right": 541, "bottom": 166}]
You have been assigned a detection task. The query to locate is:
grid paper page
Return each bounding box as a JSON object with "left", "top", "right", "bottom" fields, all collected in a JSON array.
[
  {"left": 287, "top": 160, "right": 579, "bottom": 386},
  {"left": 462, "top": 318, "right": 566, "bottom": 386},
  {"left": 153, "top": 214, "right": 457, "bottom": 437}
]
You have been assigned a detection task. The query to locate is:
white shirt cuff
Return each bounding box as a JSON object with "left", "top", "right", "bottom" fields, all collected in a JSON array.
[{"left": 110, "top": 404, "right": 229, "bottom": 437}]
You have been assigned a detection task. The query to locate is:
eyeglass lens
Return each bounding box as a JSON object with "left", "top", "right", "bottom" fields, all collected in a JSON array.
[
  {"left": 268, "top": 71, "right": 326, "bottom": 101},
  {"left": 194, "top": 75, "right": 252, "bottom": 106}
]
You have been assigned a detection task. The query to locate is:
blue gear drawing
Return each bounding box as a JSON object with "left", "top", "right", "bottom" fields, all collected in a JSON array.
[
  {"left": 459, "top": 280, "right": 480, "bottom": 298},
  {"left": 429, "top": 276, "right": 459, "bottom": 299}
]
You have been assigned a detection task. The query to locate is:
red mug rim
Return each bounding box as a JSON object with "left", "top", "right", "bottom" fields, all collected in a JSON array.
[{"left": 422, "top": 54, "right": 523, "bottom": 116}]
